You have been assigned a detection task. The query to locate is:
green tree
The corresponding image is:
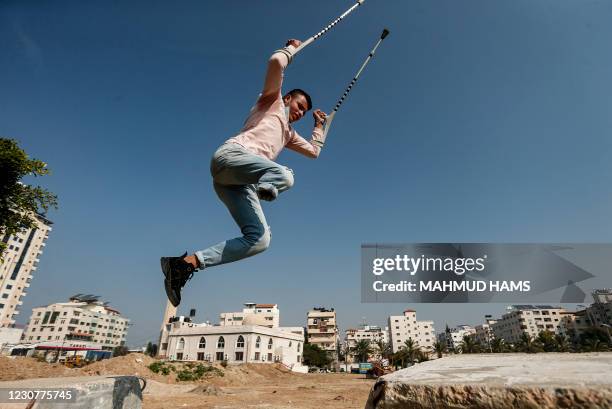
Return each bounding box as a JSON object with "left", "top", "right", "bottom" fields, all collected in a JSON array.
[
  {"left": 145, "top": 342, "right": 158, "bottom": 357},
  {"left": 302, "top": 343, "right": 331, "bottom": 368},
  {"left": 398, "top": 338, "right": 420, "bottom": 367},
  {"left": 353, "top": 339, "right": 374, "bottom": 363},
  {"left": 554, "top": 334, "right": 572, "bottom": 352},
  {"left": 536, "top": 331, "right": 558, "bottom": 352},
  {"left": 113, "top": 346, "right": 129, "bottom": 357},
  {"left": 490, "top": 338, "right": 508, "bottom": 353},
  {"left": 0, "top": 138, "right": 57, "bottom": 258},
  {"left": 516, "top": 333, "right": 543, "bottom": 353},
  {"left": 375, "top": 339, "right": 391, "bottom": 361},
  {"left": 459, "top": 335, "right": 480, "bottom": 354},
  {"left": 582, "top": 338, "right": 609, "bottom": 352},
  {"left": 433, "top": 340, "right": 447, "bottom": 358}
]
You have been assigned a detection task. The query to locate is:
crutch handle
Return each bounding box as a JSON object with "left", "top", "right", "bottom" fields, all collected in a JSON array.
[{"left": 381, "top": 29, "right": 390, "bottom": 39}]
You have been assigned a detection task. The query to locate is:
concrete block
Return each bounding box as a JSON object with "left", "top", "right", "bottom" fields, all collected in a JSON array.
[
  {"left": 365, "top": 353, "right": 612, "bottom": 409},
  {"left": 0, "top": 376, "right": 142, "bottom": 409}
]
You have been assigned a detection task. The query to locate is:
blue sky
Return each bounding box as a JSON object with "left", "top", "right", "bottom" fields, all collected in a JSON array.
[{"left": 2, "top": 1, "right": 611, "bottom": 347}]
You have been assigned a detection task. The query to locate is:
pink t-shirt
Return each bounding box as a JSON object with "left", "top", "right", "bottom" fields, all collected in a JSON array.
[{"left": 225, "top": 46, "right": 326, "bottom": 161}]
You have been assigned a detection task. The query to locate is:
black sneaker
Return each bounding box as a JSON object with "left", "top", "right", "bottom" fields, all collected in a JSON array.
[{"left": 160, "top": 252, "right": 196, "bottom": 307}]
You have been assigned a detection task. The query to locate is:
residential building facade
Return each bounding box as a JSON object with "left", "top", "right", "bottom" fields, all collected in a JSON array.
[
  {"left": 345, "top": 325, "right": 389, "bottom": 363},
  {"left": 219, "top": 303, "right": 279, "bottom": 328},
  {"left": 0, "top": 214, "right": 52, "bottom": 327},
  {"left": 306, "top": 307, "right": 339, "bottom": 360},
  {"left": 474, "top": 315, "right": 497, "bottom": 349},
  {"left": 388, "top": 309, "right": 435, "bottom": 353},
  {"left": 491, "top": 305, "right": 566, "bottom": 344},
  {"left": 21, "top": 295, "right": 129, "bottom": 351}
]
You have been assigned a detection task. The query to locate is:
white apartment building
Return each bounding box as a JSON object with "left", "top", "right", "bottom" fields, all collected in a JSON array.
[
  {"left": 437, "top": 325, "right": 476, "bottom": 351},
  {"left": 306, "top": 307, "right": 339, "bottom": 359},
  {"left": 22, "top": 295, "right": 129, "bottom": 351},
  {"left": 388, "top": 309, "right": 435, "bottom": 353},
  {"left": 474, "top": 315, "right": 497, "bottom": 349},
  {"left": 0, "top": 214, "right": 52, "bottom": 327},
  {"left": 345, "top": 325, "right": 389, "bottom": 363},
  {"left": 219, "top": 303, "right": 279, "bottom": 328},
  {"left": 491, "top": 305, "right": 566, "bottom": 344}
]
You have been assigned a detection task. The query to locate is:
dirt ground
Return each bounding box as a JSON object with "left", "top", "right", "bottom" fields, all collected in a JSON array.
[{"left": 0, "top": 354, "right": 375, "bottom": 409}]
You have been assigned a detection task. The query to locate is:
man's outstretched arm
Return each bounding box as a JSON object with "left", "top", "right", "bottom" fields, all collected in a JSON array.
[
  {"left": 286, "top": 109, "right": 328, "bottom": 158},
  {"left": 261, "top": 39, "right": 301, "bottom": 97}
]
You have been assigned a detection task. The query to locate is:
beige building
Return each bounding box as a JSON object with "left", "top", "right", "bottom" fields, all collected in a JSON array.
[
  {"left": 474, "top": 315, "right": 497, "bottom": 349},
  {"left": 491, "top": 305, "right": 566, "bottom": 344},
  {"left": 306, "top": 307, "right": 339, "bottom": 360},
  {"left": 388, "top": 309, "right": 435, "bottom": 353},
  {"left": 0, "top": 214, "right": 52, "bottom": 327},
  {"left": 219, "top": 303, "right": 279, "bottom": 328},
  {"left": 345, "top": 325, "right": 389, "bottom": 363},
  {"left": 22, "top": 295, "right": 129, "bottom": 351}
]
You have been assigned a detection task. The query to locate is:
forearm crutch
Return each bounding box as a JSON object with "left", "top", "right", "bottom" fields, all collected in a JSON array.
[
  {"left": 294, "top": 0, "right": 366, "bottom": 56},
  {"left": 323, "top": 29, "right": 390, "bottom": 140}
]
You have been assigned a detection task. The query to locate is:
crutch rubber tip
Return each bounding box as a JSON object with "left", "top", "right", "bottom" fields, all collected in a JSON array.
[{"left": 381, "top": 29, "right": 390, "bottom": 39}]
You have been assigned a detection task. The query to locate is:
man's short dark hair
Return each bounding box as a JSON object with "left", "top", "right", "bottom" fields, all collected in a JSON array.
[{"left": 286, "top": 89, "right": 312, "bottom": 111}]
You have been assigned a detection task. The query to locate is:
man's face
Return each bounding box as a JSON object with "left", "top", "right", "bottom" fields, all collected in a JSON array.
[{"left": 283, "top": 93, "right": 309, "bottom": 123}]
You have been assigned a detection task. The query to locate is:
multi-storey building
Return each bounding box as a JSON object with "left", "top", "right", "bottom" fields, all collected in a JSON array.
[
  {"left": 21, "top": 294, "right": 129, "bottom": 351},
  {"left": 474, "top": 315, "right": 497, "bottom": 349},
  {"left": 345, "top": 325, "right": 389, "bottom": 363},
  {"left": 388, "top": 309, "right": 435, "bottom": 353},
  {"left": 491, "top": 305, "right": 566, "bottom": 344},
  {"left": 219, "top": 303, "right": 279, "bottom": 328},
  {"left": 0, "top": 214, "right": 52, "bottom": 327},
  {"left": 587, "top": 289, "right": 612, "bottom": 327},
  {"left": 306, "top": 307, "right": 339, "bottom": 360},
  {"left": 438, "top": 325, "right": 476, "bottom": 351}
]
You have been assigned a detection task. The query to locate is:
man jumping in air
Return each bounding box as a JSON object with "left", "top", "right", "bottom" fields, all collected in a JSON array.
[{"left": 161, "top": 39, "right": 328, "bottom": 307}]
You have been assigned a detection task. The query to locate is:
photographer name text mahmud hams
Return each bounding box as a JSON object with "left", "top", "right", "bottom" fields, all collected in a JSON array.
[{"left": 372, "top": 280, "right": 531, "bottom": 292}]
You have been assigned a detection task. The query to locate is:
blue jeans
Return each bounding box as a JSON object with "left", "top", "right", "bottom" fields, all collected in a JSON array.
[{"left": 195, "top": 143, "right": 294, "bottom": 269}]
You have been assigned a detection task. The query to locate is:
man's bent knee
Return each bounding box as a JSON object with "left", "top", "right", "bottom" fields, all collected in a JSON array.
[
  {"left": 282, "top": 167, "right": 294, "bottom": 189},
  {"left": 249, "top": 227, "right": 271, "bottom": 255}
]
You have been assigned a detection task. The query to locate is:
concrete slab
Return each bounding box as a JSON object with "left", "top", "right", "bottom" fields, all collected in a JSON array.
[
  {"left": 0, "top": 376, "right": 142, "bottom": 409},
  {"left": 365, "top": 353, "right": 612, "bottom": 409}
]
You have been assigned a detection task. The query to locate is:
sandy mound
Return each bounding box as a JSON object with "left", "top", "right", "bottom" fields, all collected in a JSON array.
[
  {"left": 0, "top": 353, "right": 299, "bottom": 386},
  {"left": 0, "top": 356, "right": 77, "bottom": 381}
]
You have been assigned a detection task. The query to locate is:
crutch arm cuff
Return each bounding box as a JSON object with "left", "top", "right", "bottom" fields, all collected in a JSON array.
[{"left": 272, "top": 45, "right": 296, "bottom": 65}]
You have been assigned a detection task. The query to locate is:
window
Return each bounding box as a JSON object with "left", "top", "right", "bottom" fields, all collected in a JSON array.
[
  {"left": 199, "top": 337, "right": 206, "bottom": 349},
  {"left": 176, "top": 352, "right": 183, "bottom": 360},
  {"left": 216, "top": 352, "right": 224, "bottom": 361},
  {"left": 2, "top": 294, "right": 8, "bottom": 299},
  {"left": 267, "top": 353, "right": 273, "bottom": 361},
  {"left": 217, "top": 336, "right": 225, "bottom": 349},
  {"left": 268, "top": 339, "right": 273, "bottom": 350},
  {"left": 6, "top": 285, "right": 12, "bottom": 290},
  {"left": 235, "top": 352, "right": 244, "bottom": 361},
  {"left": 289, "top": 341, "right": 292, "bottom": 347},
  {"left": 177, "top": 338, "right": 185, "bottom": 350},
  {"left": 197, "top": 352, "right": 205, "bottom": 361},
  {"left": 236, "top": 335, "right": 244, "bottom": 348},
  {"left": 254, "top": 352, "right": 260, "bottom": 361}
]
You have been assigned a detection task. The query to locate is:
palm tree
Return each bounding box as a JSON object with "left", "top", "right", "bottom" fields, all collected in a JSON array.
[
  {"left": 536, "top": 331, "right": 557, "bottom": 352},
  {"left": 399, "top": 339, "right": 420, "bottom": 367},
  {"left": 433, "top": 340, "right": 447, "bottom": 358},
  {"left": 353, "top": 339, "right": 374, "bottom": 363},
  {"left": 490, "top": 338, "right": 507, "bottom": 353},
  {"left": 517, "top": 333, "right": 543, "bottom": 353},
  {"left": 375, "top": 340, "right": 391, "bottom": 361},
  {"left": 554, "top": 334, "right": 572, "bottom": 352},
  {"left": 582, "top": 338, "right": 609, "bottom": 352},
  {"left": 459, "top": 335, "right": 480, "bottom": 354}
]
